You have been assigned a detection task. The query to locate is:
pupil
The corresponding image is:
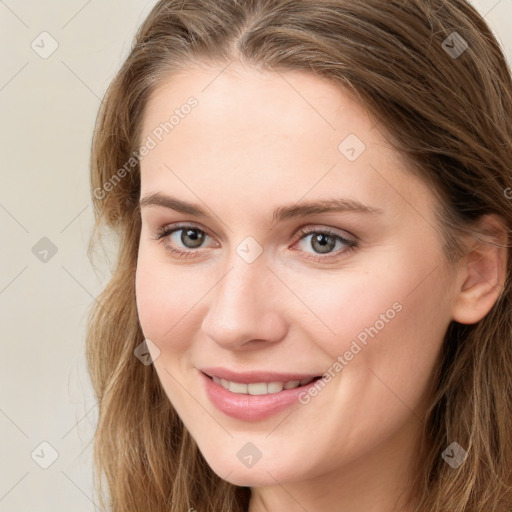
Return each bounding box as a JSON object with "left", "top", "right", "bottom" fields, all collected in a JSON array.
[
  {"left": 182, "top": 229, "right": 204, "bottom": 248},
  {"left": 312, "top": 233, "right": 335, "bottom": 254}
]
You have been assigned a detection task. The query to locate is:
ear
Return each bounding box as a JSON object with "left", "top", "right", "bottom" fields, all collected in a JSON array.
[{"left": 451, "top": 214, "right": 509, "bottom": 325}]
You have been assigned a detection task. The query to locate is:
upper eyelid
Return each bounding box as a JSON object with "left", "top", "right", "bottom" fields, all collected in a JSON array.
[{"left": 162, "top": 222, "right": 217, "bottom": 243}]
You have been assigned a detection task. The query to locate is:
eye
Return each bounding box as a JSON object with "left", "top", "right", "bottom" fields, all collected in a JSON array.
[
  {"left": 154, "top": 223, "right": 358, "bottom": 261},
  {"left": 292, "top": 227, "right": 357, "bottom": 262},
  {"left": 154, "top": 223, "right": 216, "bottom": 258}
]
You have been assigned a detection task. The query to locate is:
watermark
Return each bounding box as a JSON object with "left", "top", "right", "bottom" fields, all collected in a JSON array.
[
  {"left": 237, "top": 442, "right": 263, "bottom": 468},
  {"left": 93, "top": 96, "right": 199, "bottom": 200},
  {"left": 338, "top": 133, "right": 366, "bottom": 162},
  {"left": 32, "top": 236, "right": 58, "bottom": 263},
  {"left": 31, "top": 31, "right": 59, "bottom": 59},
  {"left": 236, "top": 236, "right": 263, "bottom": 264},
  {"left": 134, "top": 338, "right": 161, "bottom": 365},
  {"left": 298, "top": 301, "right": 403, "bottom": 405},
  {"left": 441, "top": 32, "right": 468, "bottom": 59},
  {"left": 31, "top": 441, "right": 59, "bottom": 469},
  {"left": 442, "top": 442, "right": 468, "bottom": 469},
  {"left": 504, "top": 187, "right": 512, "bottom": 200}
]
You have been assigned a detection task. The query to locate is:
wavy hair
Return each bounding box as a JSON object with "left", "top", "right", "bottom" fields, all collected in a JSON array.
[{"left": 86, "top": 1, "right": 512, "bottom": 510}]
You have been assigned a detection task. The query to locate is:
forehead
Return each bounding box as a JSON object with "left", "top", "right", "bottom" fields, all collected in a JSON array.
[
  {"left": 141, "top": 62, "right": 371, "bottom": 154},
  {"left": 138, "top": 62, "right": 434, "bottom": 224}
]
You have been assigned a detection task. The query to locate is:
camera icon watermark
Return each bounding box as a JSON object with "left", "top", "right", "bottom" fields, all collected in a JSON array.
[
  {"left": 236, "top": 236, "right": 263, "bottom": 264},
  {"left": 236, "top": 442, "right": 263, "bottom": 468},
  {"left": 31, "top": 441, "right": 59, "bottom": 469},
  {"left": 442, "top": 32, "right": 468, "bottom": 59},
  {"left": 134, "top": 339, "right": 160, "bottom": 365},
  {"left": 441, "top": 441, "right": 468, "bottom": 469},
  {"left": 32, "top": 237, "right": 58, "bottom": 263},
  {"left": 31, "top": 31, "right": 59, "bottom": 59},
  {"left": 338, "top": 133, "right": 366, "bottom": 162}
]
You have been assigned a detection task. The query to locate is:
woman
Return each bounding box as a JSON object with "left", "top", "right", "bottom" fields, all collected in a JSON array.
[{"left": 86, "top": 1, "right": 512, "bottom": 511}]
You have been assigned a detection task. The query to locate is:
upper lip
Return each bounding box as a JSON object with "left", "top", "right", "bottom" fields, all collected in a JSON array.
[{"left": 200, "top": 367, "right": 321, "bottom": 384}]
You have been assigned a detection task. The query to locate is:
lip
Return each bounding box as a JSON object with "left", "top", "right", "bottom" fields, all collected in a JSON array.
[
  {"left": 200, "top": 367, "right": 320, "bottom": 384},
  {"left": 199, "top": 368, "right": 323, "bottom": 421}
]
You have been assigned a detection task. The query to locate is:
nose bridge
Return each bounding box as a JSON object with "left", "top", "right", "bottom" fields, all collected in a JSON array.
[
  {"left": 212, "top": 253, "right": 268, "bottom": 324},
  {"left": 201, "top": 250, "right": 286, "bottom": 348}
]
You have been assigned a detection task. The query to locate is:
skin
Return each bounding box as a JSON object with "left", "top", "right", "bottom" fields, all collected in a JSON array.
[{"left": 135, "top": 61, "right": 506, "bottom": 512}]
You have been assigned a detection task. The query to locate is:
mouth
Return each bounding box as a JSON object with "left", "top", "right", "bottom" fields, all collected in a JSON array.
[
  {"left": 199, "top": 367, "right": 325, "bottom": 420},
  {"left": 203, "top": 373, "right": 322, "bottom": 395}
]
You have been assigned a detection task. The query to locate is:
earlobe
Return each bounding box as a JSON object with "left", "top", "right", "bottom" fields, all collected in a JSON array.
[{"left": 451, "top": 214, "right": 509, "bottom": 325}]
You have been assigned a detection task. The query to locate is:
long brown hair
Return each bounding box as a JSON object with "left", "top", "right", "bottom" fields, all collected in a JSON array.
[{"left": 86, "top": 1, "right": 512, "bottom": 510}]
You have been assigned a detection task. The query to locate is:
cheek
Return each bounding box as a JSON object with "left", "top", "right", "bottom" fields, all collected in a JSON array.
[
  {"left": 134, "top": 254, "right": 199, "bottom": 405},
  {"left": 135, "top": 250, "right": 191, "bottom": 343},
  {"left": 343, "top": 267, "right": 448, "bottom": 414},
  {"left": 289, "top": 264, "right": 410, "bottom": 356},
  {"left": 135, "top": 258, "right": 167, "bottom": 339},
  {"left": 296, "top": 250, "right": 450, "bottom": 392},
  {"left": 135, "top": 246, "right": 218, "bottom": 363}
]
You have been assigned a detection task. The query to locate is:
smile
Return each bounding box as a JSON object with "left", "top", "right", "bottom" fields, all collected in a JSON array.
[
  {"left": 200, "top": 368, "right": 324, "bottom": 421},
  {"left": 212, "top": 377, "right": 314, "bottom": 395},
  {"left": 210, "top": 376, "right": 317, "bottom": 395}
]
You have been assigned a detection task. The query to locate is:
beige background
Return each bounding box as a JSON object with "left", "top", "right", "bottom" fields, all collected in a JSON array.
[{"left": 0, "top": 1, "right": 511, "bottom": 510}]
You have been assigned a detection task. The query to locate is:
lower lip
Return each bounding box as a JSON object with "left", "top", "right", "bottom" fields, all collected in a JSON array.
[{"left": 201, "top": 371, "right": 320, "bottom": 421}]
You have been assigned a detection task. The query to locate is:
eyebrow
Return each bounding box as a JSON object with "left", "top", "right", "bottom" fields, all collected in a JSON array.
[{"left": 139, "top": 192, "right": 384, "bottom": 223}]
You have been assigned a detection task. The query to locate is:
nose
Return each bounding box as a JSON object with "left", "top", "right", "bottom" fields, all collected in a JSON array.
[{"left": 200, "top": 254, "right": 288, "bottom": 350}]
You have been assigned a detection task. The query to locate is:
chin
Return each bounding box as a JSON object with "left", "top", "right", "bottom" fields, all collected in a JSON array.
[
  {"left": 216, "top": 466, "right": 290, "bottom": 487},
  {"left": 202, "top": 450, "right": 301, "bottom": 487}
]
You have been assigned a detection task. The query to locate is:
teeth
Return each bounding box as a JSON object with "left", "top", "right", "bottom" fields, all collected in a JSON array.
[
  {"left": 210, "top": 376, "right": 316, "bottom": 395},
  {"left": 229, "top": 381, "right": 248, "bottom": 393},
  {"left": 267, "top": 382, "right": 284, "bottom": 393},
  {"left": 284, "top": 380, "right": 300, "bottom": 389},
  {"left": 247, "top": 382, "right": 267, "bottom": 395}
]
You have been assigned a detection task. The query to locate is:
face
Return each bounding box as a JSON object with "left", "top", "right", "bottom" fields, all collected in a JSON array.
[{"left": 135, "top": 62, "right": 460, "bottom": 488}]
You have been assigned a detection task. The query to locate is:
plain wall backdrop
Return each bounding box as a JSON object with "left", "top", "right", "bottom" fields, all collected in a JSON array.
[{"left": 0, "top": 1, "right": 511, "bottom": 510}]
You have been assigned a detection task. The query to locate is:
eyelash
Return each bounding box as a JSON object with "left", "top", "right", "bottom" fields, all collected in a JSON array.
[{"left": 153, "top": 223, "right": 358, "bottom": 262}]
